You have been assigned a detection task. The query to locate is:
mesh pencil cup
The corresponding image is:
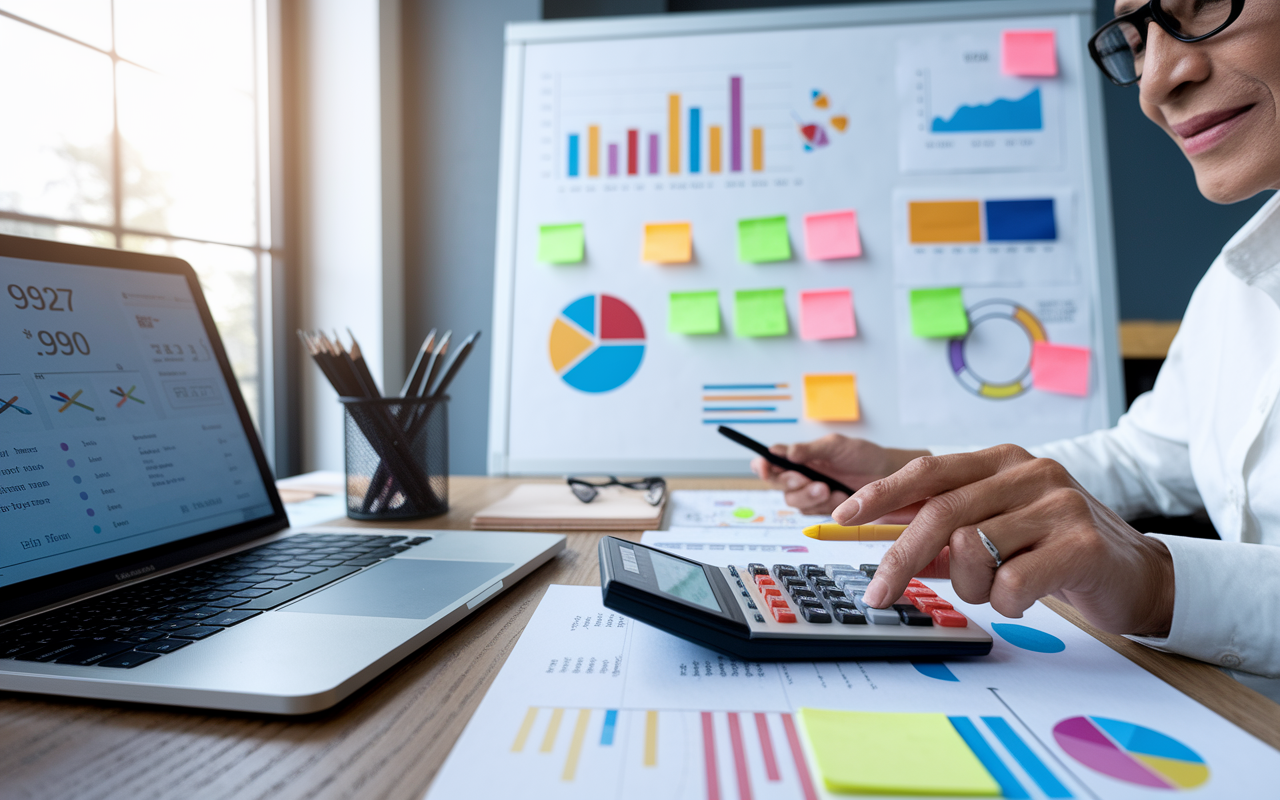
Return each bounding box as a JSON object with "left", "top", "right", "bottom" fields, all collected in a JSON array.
[{"left": 339, "top": 396, "right": 448, "bottom": 520}]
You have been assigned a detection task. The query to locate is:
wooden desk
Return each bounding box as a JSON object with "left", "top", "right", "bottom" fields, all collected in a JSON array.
[{"left": 3, "top": 476, "right": 1277, "bottom": 800}]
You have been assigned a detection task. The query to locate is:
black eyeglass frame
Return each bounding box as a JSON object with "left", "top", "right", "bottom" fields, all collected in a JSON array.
[
  {"left": 1088, "top": 0, "right": 1247, "bottom": 86},
  {"left": 567, "top": 475, "right": 667, "bottom": 505}
]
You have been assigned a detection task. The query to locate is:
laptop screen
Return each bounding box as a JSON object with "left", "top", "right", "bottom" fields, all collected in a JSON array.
[{"left": 0, "top": 253, "right": 276, "bottom": 591}]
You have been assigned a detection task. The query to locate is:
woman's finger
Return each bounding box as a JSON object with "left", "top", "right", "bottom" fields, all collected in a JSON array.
[{"left": 836, "top": 444, "right": 1033, "bottom": 526}]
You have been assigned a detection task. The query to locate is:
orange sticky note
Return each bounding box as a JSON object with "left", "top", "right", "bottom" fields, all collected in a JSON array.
[
  {"left": 1031, "top": 342, "right": 1090, "bottom": 396},
  {"left": 643, "top": 222, "right": 693, "bottom": 263},
  {"left": 1002, "top": 30, "right": 1058, "bottom": 77},
  {"left": 804, "top": 210, "right": 862, "bottom": 260},
  {"left": 805, "top": 374, "right": 860, "bottom": 421},
  {"left": 799, "top": 289, "right": 856, "bottom": 341}
]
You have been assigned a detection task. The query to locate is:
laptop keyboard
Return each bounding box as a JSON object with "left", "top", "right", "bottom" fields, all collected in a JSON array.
[{"left": 0, "top": 533, "right": 430, "bottom": 670}]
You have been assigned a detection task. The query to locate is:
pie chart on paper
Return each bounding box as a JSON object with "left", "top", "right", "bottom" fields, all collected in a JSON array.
[
  {"left": 1053, "top": 716, "right": 1209, "bottom": 790},
  {"left": 549, "top": 294, "right": 646, "bottom": 393}
]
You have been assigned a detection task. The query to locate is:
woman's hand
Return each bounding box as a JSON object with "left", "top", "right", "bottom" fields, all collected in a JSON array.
[
  {"left": 834, "top": 444, "right": 1176, "bottom": 637},
  {"left": 750, "top": 434, "right": 929, "bottom": 516}
]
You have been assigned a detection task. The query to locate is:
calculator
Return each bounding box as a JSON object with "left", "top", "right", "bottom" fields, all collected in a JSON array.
[{"left": 598, "top": 537, "right": 992, "bottom": 660}]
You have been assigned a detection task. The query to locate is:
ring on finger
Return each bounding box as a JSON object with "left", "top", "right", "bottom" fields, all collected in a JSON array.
[{"left": 976, "top": 527, "right": 1003, "bottom": 568}]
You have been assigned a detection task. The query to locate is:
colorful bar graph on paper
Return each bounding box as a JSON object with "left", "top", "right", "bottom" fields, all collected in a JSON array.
[
  {"left": 627, "top": 129, "right": 638, "bottom": 175},
  {"left": 668, "top": 94, "right": 680, "bottom": 175},
  {"left": 730, "top": 75, "right": 743, "bottom": 172},
  {"left": 909, "top": 200, "right": 982, "bottom": 244},
  {"left": 985, "top": 198, "right": 1057, "bottom": 241},
  {"left": 601, "top": 709, "right": 618, "bottom": 745},
  {"left": 701, "top": 712, "right": 720, "bottom": 800},
  {"left": 751, "top": 127, "right": 764, "bottom": 172},
  {"left": 648, "top": 133, "right": 659, "bottom": 175},
  {"left": 689, "top": 107, "right": 701, "bottom": 174},
  {"left": 701, "top": 383, "right": 797, "bottom": 424},
  {"left": 709, "top": 125, "right": 722, "bottom": 173},
  {"left": 567, "top": 134, "right": 579, "bottom": 178},
  {"left": 587, "top": 125, "right": 600, "bottom": 178},
  {"left": 908, "top": 198, "right": 1057, "bottom": 243},
  {"left": 756, "top": 712, "right": 780, "bottom": 780},
  {"left": 608, "top": 143, "right": 619, "bottom": 176},
  {"left": 562, "top": 709, "right": 591, "bottom": 780},
  {"left": 644, "top": 710, "right": 659, "bottom": 766}
]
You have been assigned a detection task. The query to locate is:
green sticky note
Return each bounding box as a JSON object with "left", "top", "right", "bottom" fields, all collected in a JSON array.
[
  {"left": 734, "top": 289, "right": 788, "bottom": 337},
  {"left": 538, "top": 223, "right": 584, "bottom": 263},
  {"left": 668, "top": 291, "right": 720, "bottom": 335},
  {"left": 737, "top": 215, "right": 791, "bottom": 262},
  {"left": 798, "top": 709, "right": 1001, "bottom": 796},
  {"left": 910, "top": 287, "right": 969, "bottom": 338}
]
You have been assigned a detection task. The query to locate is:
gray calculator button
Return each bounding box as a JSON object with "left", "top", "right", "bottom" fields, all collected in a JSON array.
[{"left": 866, "top": 607, "right": 900, "bottom": 625}]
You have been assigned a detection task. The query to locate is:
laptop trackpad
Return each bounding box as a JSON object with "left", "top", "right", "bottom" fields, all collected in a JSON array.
[{"left": 281, "top": 558, "right": 514, "bottom": 619}]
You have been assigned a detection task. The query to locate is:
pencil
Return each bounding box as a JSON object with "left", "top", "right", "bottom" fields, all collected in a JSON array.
[{"left": 803, "top": 524, "right": 908, "bottom": 541}]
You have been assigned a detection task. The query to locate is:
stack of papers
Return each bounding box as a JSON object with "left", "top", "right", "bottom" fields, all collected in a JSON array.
[{"left": 471, "top": 483, "right": 666, "bottom": 531}]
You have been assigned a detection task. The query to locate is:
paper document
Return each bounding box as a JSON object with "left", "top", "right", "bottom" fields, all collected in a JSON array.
[
  {"left": 428, "top": 581, "right": 1279, "bottom": 800},
  {"left": 667, "top": 490, "right": 830, "bottom": 529}
]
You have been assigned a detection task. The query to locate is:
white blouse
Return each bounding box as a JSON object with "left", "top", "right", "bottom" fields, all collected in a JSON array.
[{"left": 1032, "top": 191, "right": 1280, "bottom": 676}]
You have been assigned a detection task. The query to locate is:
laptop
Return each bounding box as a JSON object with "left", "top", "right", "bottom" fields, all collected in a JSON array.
[{"left": 0, "top": 234, "right": 565, "bottom": 714}]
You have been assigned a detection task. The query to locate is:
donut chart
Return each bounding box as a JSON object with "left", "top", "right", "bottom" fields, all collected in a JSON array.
[
  {"left": 1053, "top": 716, "right": 1209, "bottom": 790},
  {"left": 549, "top": 294, "right": 646, "bottom": 393},
  {"left": 948, "top": 299, "right": 1046, "bottom": 399}
]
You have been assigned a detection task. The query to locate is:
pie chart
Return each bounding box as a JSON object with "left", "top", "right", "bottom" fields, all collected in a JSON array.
[
  {"left": 1053, "top": 716, "right": 1209, "bottom": 790},
  {"left": 549, "top": 294, "right": 646, "bottom": 393}
]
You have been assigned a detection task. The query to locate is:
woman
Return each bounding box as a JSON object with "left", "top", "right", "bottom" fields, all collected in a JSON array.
[{"left": 754, "top": 0, "right": 1280, "bottom": 675}]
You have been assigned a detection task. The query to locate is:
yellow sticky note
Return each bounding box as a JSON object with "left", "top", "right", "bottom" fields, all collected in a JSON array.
[
  {"left": 798, "top": 708, "right": 1001, "bottom": 796},
  {"left": 804, "top": 374, "right": 859, "bottom": 421},
  {"left": 644, "top": 222, "right": 693, "bottom": 263}
]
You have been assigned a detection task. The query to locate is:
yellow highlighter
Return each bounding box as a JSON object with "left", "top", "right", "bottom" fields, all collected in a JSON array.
[{"left": 803, "top": 524, "right": 908, "bottom": 541}]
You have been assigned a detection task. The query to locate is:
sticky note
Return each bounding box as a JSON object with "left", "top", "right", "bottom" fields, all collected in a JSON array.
[
  {"left": 804, "top": 210, "right": 862, "bottom": 260},
  {"left": 1002, "top": 30, "right": 1058, "bottom": 77},
  {"left": 798, "top": 708, "right": 1001, "bottom": 796},
  {"left": 734, "top": 288, "right": 788, "bottom": 337},
  {"left": 910, "top": 287, "right": 969, "bottom": 338},
  {"left": 668, "top": 291, "right": 720, "bottom": 335},
  {"left": 799, "top": 289, "right": 856, "bottom": 340},
  {"left": 538, "top": 223, "right": 584, "bottom": 263},
  {"left": 804, "top": 374, "right": 859, "bottom": 421},
  {"left": 1032, "top": 341, "right": 1091, "bottom": 396},
  {"left": 737, "top": 215, "right": 791, "bottom": 263},
  {"left": 644, "top": 222, "right": 692, "bottom": 263}
]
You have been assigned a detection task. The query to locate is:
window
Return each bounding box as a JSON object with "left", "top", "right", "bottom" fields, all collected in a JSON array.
[{"left": 0, "top": 0, "right": 274, "bottom": 436}]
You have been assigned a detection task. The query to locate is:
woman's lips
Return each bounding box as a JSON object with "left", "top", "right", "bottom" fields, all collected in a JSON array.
[{"left": 1173, "top": 104, "right": 1255, "bottom": 156}]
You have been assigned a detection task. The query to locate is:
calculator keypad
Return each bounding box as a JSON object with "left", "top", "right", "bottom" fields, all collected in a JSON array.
[{"left": 737, "top": 562, "right": 969, "bottom": 630}]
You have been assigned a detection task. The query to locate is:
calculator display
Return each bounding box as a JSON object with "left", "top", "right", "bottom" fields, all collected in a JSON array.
[{"left": 649, "top": 549, "right": 720, "bottom": 612}]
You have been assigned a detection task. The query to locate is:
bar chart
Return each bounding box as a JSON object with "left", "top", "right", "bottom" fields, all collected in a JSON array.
[{"left": 552, "top": 66, "right": 791, "bottom": 181}]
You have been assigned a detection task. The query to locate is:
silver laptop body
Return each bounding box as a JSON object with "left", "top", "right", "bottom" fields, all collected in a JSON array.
[{"left": 0, "top": 234, "right": 564, "bottom": 714}]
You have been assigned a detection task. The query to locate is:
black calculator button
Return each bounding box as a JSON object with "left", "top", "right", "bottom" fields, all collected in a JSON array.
[
  {"left": 834, "top": 608, "right": 867, "bottom": 625},
  {"left": 897, "top": 605, "right": 934, "bottom": 626},
  {"left": 812, "top": 576, "right": 836, "bottom": 588},
  {"left": 859, "top": 563, "right": 879, "bottom": 577},
  {"left": 821, "top": 589, "right": 846, "bottom": 601},
  {"left": 799, "top": 564, "right": 824, "bottom": 577},
  {"left": 783, "top": 577, "right": 807, "bottom": 589},
  {"left": 797, "top": 597, "right": 824, "bottom": 610},
  {"left": 747, "top": 563, "right": 768, "bottom": 576},
  {"left": 771, "top": 565, "right": 799, "bottom": 578},
  {"left": 789, "top": 588, "right": 818, "bottom": 600},
  {"left": 800, "top": 606, "right": 832, "bottom": 623}
]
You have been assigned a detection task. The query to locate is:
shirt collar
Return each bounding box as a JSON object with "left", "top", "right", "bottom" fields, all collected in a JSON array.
[{"left": 1223, "top": 192, "right": 1280, "bottom": 300}]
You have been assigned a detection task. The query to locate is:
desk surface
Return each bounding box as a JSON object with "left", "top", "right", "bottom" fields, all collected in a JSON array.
[{"left": 3, "top": 476, "right": 1278, "bottom": 800}]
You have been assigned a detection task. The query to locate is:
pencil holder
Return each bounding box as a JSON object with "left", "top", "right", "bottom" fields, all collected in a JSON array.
[{"left": 340, "top": 396, "right": 449, "bottom": 520}]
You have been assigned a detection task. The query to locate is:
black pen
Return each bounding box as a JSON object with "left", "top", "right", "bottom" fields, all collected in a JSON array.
[{"left": 717, "top": 425, "right": 855, "bottom": 496}]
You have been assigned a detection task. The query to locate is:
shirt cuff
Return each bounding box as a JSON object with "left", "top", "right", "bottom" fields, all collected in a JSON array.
[{"left": 1124, "top": 534, "right": 1260, "bottom": 673}]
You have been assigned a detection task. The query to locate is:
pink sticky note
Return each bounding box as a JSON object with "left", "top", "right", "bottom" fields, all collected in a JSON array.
[
  {"left": 1032, "top": 342, "right": 1090, "bottom": 396},
  {"left": 804, "top": 210, "right": 862, "bottom": 260},
  {"left": 1002, "top": 30, "right": 1058, "bottom": 77},
  {"left": 800, "top": 288, "right": 856, "bottom": 341}
]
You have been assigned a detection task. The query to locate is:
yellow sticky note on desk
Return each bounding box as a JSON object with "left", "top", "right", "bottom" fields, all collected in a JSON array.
[
  {"left": 798, "top": 708, "right": 1000, "bottom": 796},
  {"left": 804, "top": 374, "right": 859, "bottom": 421},
  {"left": 644, "top": 222, "right": 693, "bottom": 263}
]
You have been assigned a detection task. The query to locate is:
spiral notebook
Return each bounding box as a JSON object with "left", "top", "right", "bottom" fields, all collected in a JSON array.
[{"left": 471, "top": 484, "right": 666, "bottom": 531}]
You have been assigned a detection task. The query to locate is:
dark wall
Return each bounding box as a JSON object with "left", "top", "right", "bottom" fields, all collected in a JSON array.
[{"left": 543, "top": 0, "right": 1275, "bottom": 320}]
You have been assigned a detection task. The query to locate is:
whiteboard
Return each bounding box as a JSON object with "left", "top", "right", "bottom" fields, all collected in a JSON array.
[{"left": 488, "top": 0, "right": 1121, "bottom": 475}]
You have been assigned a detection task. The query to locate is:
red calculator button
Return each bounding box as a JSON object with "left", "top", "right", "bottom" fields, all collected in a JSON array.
[
  {"left": 762, "top": 587, "right": 782, "bottom": 598},
  {"left": 773, "top": 609, "right": 797, "bottom": 623},
  {"left": 915, "top": 597, "right": 952, "bottom": 611},
  {"left": 908, "top": 579, "right": 926, "bottom": 589},
  {"left": 931, "top": 609, "right": 967, "bottom": 627},
  {"left": 769, "top": 596, "right": 789, "bottom": 609},
  {"left": 904, "top": 586, "right": 937, "bottom": 598},
  {"left": 755, "top": 576, "right": 776, "bottom": 586}
]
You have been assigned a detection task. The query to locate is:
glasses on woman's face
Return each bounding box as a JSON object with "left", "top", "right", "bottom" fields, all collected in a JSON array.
[{"left": 1088, "top": 0, "right": 1247, "bottom": 86}]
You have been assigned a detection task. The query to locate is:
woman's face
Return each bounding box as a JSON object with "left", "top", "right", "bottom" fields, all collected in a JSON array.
[{"left": 1127, "top": 0, "right": 1280, "bottom": 202}]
